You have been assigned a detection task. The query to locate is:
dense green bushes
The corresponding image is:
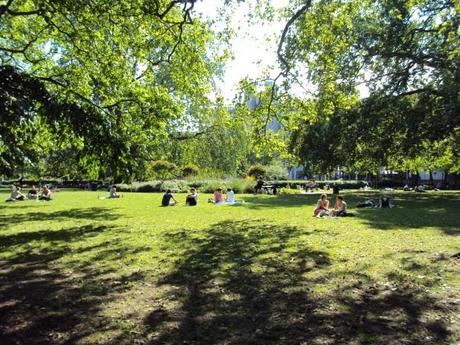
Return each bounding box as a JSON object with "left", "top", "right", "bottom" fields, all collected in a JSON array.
[
  {"left": 116, "top": 178, "right": 256, "bottom": 194},
  {"left": 247, "top": 164, "right": 267, "bottom": 178},
  {"left": 182, "top": 164, "right": 199, "bottom": 177},
  {"left": 150, "top": 160, "right": 178, "bottom": 180}
]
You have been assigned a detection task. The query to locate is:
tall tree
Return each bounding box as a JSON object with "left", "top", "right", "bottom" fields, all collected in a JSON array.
[
  {"left": 280, "top": 0, "right": 459, "bottom": 173},
  {"left": 0, "top": 0, "right": 224, "bottom": 181}
]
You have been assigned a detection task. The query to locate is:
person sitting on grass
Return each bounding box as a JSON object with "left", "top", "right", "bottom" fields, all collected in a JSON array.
[
  {"left": 108, "top": 185, "right": 121, "bottom": 198},
  {"left": 377, "top": 195, "right": 394, "bottom": 208},
  {"left": 161, "top": 189, "right": 177, "bottom": 206},
  {"left": 214, "top": 188, "right": 224, "bottom": 204},
  {"left": 185, "top": 188, "right": 198, "bottom": 206},
  {"left": 331, "top": 195, "right": 348, "bottom": 217},
  {"left": 39, "top": 185, "right": 52, "bottom": 201},
  {"left": 15, "top": 186, "right": 26, "bottom": 201},
  {"left": 226, "top": 188, "right": 235, "bottom": 204},
  {"left": 28, "top": 185, "right": 38, "bottom": 199},
  {"left": 314, "top": 194, "right": 330, "bottom": 217},
  {"left": 5, "top": 185, "right": 26, "bottom": 202}
]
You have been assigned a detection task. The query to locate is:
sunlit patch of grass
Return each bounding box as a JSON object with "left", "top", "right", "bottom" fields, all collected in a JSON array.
[{"left": 0, "top": 190, "right": 459, "bottom": 344}]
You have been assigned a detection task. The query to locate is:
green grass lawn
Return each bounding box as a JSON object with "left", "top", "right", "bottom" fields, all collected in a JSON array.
[{"left": 0, "top": 190, "right": 459, "bottom": 345}]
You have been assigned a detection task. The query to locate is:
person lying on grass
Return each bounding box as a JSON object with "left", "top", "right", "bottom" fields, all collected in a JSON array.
[
  {"left": 161, "top": 189, "right": 177, "bottom": 206},
  {"left": 331, "top": 196, "right": 348, "bottom": 217},
  {"left": 314, "top": 194, "right": 330, "bottom": 217},
  {"left": 39, "top": 185, "right": 52, "bottom": 201},
  {"left": 185, "top": 188, "right": 198, "bottom": 206}
]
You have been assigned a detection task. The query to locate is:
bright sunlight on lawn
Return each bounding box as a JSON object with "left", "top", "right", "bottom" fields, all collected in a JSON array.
[{"left": 1, "top": 190, "right": 459, "bottom": 344}]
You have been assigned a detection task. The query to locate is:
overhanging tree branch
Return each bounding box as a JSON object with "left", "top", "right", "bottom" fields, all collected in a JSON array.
[
  {"left": 264, "top": 1, "right": 313, "bottom": 125},
  {"left": 277, "top": 0, "right": 313, "bottom": 74}
]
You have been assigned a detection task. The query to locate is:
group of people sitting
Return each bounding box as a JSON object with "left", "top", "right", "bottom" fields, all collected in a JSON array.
[
  {"left": 313, "top": 194, "right": 348, "bottom": 217},
  {"left": 161, "top": 188, "right": 199, "bottom": 206},
  {"left": 209, "top": 188, "right": 241, "bottom": 204},
  {"left": 161, "top": 187, "right": 240, "bottom": 207},
  {"left": 5, "top": 185, "right": 52, "bottom": 202}
]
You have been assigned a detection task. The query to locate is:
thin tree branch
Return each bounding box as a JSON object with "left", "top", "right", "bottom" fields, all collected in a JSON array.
[
  {"left": 0, "top": 26, "right": 47, "bottom": 54},
  {"left": 261, "top": 1, "right": 313, "bottom": 129},
  {"left": 277, "top": 0, "right": 312, "bottom": 74},
  {"left": 37, "top": 76, "right": 112, "bottom": 116},
  {"left": 171, "top": 125, "right": 217, "bottom": 141}
]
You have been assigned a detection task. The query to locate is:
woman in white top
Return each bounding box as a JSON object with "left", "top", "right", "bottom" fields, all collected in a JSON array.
[
  {"left": 226, "top": 188, "right": 235, "bottom": 203},
  {"left": 185, "top": 188, "right": 198, "bottom": 206}
]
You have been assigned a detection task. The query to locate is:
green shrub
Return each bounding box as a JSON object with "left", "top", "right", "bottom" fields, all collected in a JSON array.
[
  {"left": 182, "top": 164, "right": 200, "bottom": 177},
  {"left": 228, "top": 178, "right": 254, "bottom": 193},
  {"left": 160, "top": 180, "right": 190, "bottom": 193},
  {"left": 150, "top": 160, "right": 178, "bottom": 180},
  {"left": 199, "top": 180, "right": 225, "bottom": 193},
  {"left": 116, "top": 183, "right": 131, "bottom": 192},
  {"left": 247, "top": 164, "right": 267, "bottom": 178},
  {"left": 137, "top": 182, "right": 162, "bottom": 193},
  {"left": 279, "top": 187, "right": 301, "bottom": 194},
  {"left": 116, "top": 181, "right": 162, "bottom": 192}
]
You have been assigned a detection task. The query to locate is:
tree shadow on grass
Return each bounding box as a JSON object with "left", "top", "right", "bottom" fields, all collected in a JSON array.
[
  {"left": 0, "top": 224, "right": 150, "bottom": 345},
  {"left": 0, "top": 224, "right": 107, "bottom": 249},
  {"left": 0, "top": 207, "right": 121, "bottom": 230},
  {"left": 351, "top": 193, "right": 460, "bottom": 235},
  {"left": 141, "top": 220, "right": 454, "bottom": 345}
]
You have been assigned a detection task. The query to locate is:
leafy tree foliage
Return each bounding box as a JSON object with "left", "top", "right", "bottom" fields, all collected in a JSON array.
[
  {"left": 0, "top": 0, "right": 224, "bottom": 181},
  {"left": 280, "top": 0, "right": 459, "bottom": 174}
]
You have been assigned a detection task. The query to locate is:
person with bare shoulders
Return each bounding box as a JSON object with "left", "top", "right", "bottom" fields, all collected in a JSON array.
[
  {"left": 331, "top": 195, "right": 347, "bottom": 217},
  {"left": 313, "top": 194, "right": 329, "bottom": 217},
  {"left": 39, "top": 185, "right": 52, "bottom": 201},
  {"left": 185, "top": 188, "right": 198, "bottom": 206},
  {"left": 5, "top": 185, "right": 26, "bottom": 202}
]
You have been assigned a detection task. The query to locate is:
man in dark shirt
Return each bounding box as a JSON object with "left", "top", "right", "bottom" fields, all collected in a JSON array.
[
  {"left": 255, "top": 177, "right": 265, "bottom": 194},
  {"left": 162, "top": 190, "right": 177, "bottom": 206}
]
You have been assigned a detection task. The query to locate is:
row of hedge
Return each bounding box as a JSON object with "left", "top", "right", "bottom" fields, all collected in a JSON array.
[
  {"left": 5, "top": 178, "right": 444, "bottom": 193},
  {"left": 116, "top": 179, "right": 257, "bottom": 194},
  {"left": 114, "top": 179, "right": 375, "bottom": 193}
]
